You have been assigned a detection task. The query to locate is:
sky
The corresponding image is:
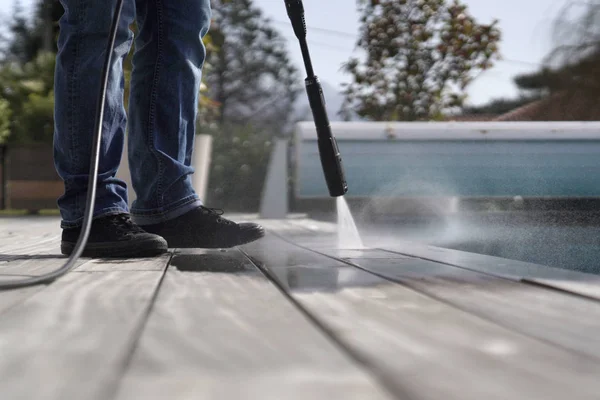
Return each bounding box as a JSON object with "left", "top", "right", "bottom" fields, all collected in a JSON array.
[{"left": 0, "top": 0, "right": 574, "bottom": 105}]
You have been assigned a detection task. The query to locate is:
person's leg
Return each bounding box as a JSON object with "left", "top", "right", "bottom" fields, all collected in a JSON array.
[
  {"left": 54, "top": 0, "right": 133, "bottom": 226},
  {"left": 127, "top": 0, "right": 264, "bottom": 248},
  {"left": 54, "top": 0, "right": 167, "bottom": 257},
  {"left": 127, "top": 0, "right": 208, "bottom": 222}
]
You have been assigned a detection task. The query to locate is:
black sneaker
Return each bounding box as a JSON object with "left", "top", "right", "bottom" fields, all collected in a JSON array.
[
  {"left": 139, "top": 206, "right": 265, "bottom": 248},
  {"left": 61, "top": 213, "right": 169, "bottom": 258}
]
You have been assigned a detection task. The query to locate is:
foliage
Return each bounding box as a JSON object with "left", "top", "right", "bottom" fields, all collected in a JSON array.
[
  {"left": 0, "top": 99, "right": 11, "bottom": 143},
  {"left": 0, "top": 51, "right": 55, "bottom": 144},
  {"left": 341, "top": 0, "right": 501, "bottom": 121},
  {"left": 205, "top": 122, "right": 274, "bottom": 211},
  {"left": 11, "top": 91, "right": 54, "bottom": 144},
  {"left": 1, "top": 0, "right": 33, "bottom": 63},
  {"left": 1, "top": 0, "right": 62, "bottom": 64},
  {"left": 513, "top": 0, "right": 600, "bottom": 95},
  {"left": 202, "top": 0, "right": 301, "bottom": 210},
  {"left": 0, "top": 0, "right": 221, "bottom": 144},
  {"left": 206, "top": 0, "right": 300, "bottom": 135}
]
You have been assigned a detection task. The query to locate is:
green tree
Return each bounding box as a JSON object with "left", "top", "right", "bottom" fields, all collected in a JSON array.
[
  {"left": 202, "top": 0, "right": 300, "bottom": 210},
  {"left": 206, "top": 122, "right": 275, "bottom": 211},
  {"left": 0, "top": 0, "right": 220, "bottom": 144},
  {"left": 1, "top": 1, "right": 31, "bottom": 63},
  {"left": 513, "top": 0, "right": 600, "bottom": 96},
  {"left": 341, "top": 0, "right": 501, "bottom": 121},
  {"left": 0, "top": 99, "right": 11, "bottom": 143},
  {"left": 0, "top": 51, "right": 56, "bottom": 144},
  {"left": 206, "top": 0, "right": 300, "bottom": 134},
  {"left": 1, "top": 0, "right": 62, "bottom": 64}
]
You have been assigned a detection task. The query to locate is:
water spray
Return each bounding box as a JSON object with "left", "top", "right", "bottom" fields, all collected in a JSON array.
[{"left": 284, "top": 0, "right": 348, "bottom": 197}]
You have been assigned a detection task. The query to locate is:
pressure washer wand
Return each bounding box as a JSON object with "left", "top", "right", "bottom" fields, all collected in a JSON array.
[{"left": 284, "top": 0, "right": 348, "bottom": 197}]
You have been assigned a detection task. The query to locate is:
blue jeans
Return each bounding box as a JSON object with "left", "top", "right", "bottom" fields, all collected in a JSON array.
[{"left": 53, "top": 0, "right": 211, "bottom": 228}]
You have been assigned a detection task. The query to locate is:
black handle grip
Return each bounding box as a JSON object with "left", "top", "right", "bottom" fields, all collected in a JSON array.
[
  {"left": 306, "top": 77, "right": 348, "bottom": 197},
  {"left": 284, "top": 0, "right": 307, "bottom": 39}
]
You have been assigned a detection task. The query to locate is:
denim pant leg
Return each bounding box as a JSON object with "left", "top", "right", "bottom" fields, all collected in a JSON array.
[
  {"left": 128, "top": 0, "right": 211, "bottom": 225},
  {"left": 54, "top": 0, "right": 136, "bottom": 228}
]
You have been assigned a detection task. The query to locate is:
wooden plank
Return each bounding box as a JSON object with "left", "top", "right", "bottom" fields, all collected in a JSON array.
[
  {"left": 5, "top": 180, "right": 62, "bottom": 210},
  {"left": 0, "top": 218, "right": 82, "bottom": 278},
  {"left": 0, "top": 218, "right": 166, "bottom": 314},
  {"left": 258, "top": 219, "right": 308, "bottom": 237},
  {"left": 285, "top": 218, "right": 337, "bottom": 234},
  {"left": 0, "top": 256, "right": 169, "bottom": 400},
  {"left": 315, "top": 248, "right": 412, "bottom": 260},
  {"left": 0, "top": 217, "right": 60, "bottom": 254},
  {"left": 76, "top": 254, "right": 171, "bottom": 272},
  {"left": 339, "top": 255, "right": 600, "bottom": 360},
  {"left": 380, "top": 241, "right": 600, "bottom": 300},
  {"left": 8, "top": 180, "right": 63, "bottom": 197},
  {"left": 0, "top": 236, "right": 59, "bottom": 256},
  {"left": 241, "top": 235, "right": 600, "bottom": 400},
  {"left": 0, "top": 226, "right": 80, "bottom": 314},
  {"left": 6, "top": 145, "right": 60, "bottom": 181},
  {"left": 115, "top": 249, "right": 392, "bottom": 400},
  {"left": 222, "top": 217, "right": 600, "bottom": 301}
]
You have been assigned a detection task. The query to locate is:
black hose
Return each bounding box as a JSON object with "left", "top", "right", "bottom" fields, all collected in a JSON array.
[{"left": 0, "top": 0, "right": 125, "bottom": 290}]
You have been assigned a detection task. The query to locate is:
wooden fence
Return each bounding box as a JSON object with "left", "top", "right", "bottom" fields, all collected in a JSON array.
[{"left": 3, "top": 145, "right": 62, "bottom": 211}]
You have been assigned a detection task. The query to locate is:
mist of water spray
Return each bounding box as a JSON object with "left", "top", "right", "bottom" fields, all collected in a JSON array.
[{"left": 336, "top": 196, "right": 364, "bottom": 249}]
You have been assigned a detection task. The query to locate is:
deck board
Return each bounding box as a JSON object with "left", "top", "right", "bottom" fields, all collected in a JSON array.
[
  {"left": 76, "top": 254, "right": 171, "bottom": 272},
  {"left": 3, "top": 216, "right": 600, "bottom": 399},
  {"left": 0, "top": 223, "right": 87, "bottom": 314},
  {"left": 0, "top": 255, "right": 169, "bottom": 400},
  {"left": 115, "top": 248, "right": 392, "bottom": 400},
  {"left": 241, "top": 234, "right": 600, "bottom": 400},
  {"left": 381, "top": 241, "right": 600, "bottom": 300},
  {"left": 268, "top": 218, "right": 600, "bottom": 302},
  {"left": 338, "top": 255, "right": 600, "bottom": 360}
]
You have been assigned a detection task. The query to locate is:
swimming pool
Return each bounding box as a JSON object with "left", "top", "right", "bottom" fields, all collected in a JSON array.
[{"left": 294, "top": 121, "right": 600, "bottom": 199}]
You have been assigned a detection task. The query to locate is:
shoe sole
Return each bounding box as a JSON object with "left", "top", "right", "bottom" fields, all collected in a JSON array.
[{"left": 61, "top": 237, "right": 169, "bottom": 258}]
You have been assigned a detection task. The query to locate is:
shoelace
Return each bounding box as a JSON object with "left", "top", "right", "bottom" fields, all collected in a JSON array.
[
  {"left": 199, "top": 207, "right": 233, "bottom": 225},
  {"left": 109, "top": 214, "right": 144, "bottom": 233}
]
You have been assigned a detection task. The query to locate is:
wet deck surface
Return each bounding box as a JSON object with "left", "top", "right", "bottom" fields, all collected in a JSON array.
[{"left": 2, "top": 215, "right": 600, "bottom": 399}]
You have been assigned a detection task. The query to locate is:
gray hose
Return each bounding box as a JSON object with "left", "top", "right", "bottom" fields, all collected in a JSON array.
[{"left": 0, "top": 0, "right": 125, "bottom": 290}]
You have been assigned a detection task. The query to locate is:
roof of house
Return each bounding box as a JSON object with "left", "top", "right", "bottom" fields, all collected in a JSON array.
[
  {"left": 492, "top": 90, "right": 600, "bottom": 121},
  {"left": 443, "top": 114, "right": 498, "bottom": 122}
]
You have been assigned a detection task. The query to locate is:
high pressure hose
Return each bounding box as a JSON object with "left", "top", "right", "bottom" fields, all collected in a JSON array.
[{"left": 0, "top": 0, "right": 125, "bottom": 290}]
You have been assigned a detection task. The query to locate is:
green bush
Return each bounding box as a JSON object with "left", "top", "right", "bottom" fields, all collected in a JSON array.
[
  {"left": 11, "top": 91, "right": 54, "bottom": 144},
  {"left": 205, "top": 122, "right": 274, "bottom": 212},
  {"left": 0, "top": 52, "right": 55, "bottom": 145},
  {"left": 0, "top": 98, "right": 11, "bottom": 144}
]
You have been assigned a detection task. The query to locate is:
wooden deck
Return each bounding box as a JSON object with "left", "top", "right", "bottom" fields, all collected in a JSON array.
[{"left": 2, "top": 215, "right": 600, "bottom": 399}]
